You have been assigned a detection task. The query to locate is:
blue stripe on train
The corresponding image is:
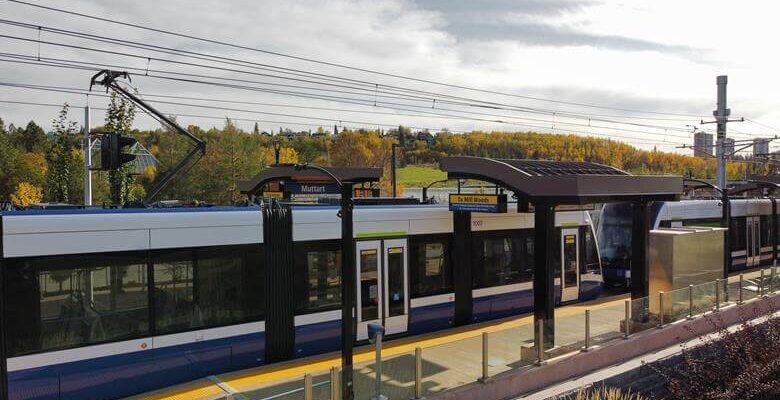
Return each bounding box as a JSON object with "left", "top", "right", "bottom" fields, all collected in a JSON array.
[
  {"left": 472, "top": 289, "right": 534, "bottom": 323},
  {"left": 292, "top": 302, "right": 456, "bottom": 356},
  {"left": 8, "top": 332, "right": 265, "bottom": 400}
]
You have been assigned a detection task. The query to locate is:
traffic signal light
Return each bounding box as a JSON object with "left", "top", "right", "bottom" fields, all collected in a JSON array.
[{"left": 99, "top": 132, "right": 137, "bottom": 171}]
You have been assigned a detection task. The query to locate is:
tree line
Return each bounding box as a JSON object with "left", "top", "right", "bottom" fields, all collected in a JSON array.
[{"left": 0, "top": 98, "right": 768, "bottom": 206}]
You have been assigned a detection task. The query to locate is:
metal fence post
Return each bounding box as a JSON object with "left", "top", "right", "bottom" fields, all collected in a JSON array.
[
  {"left": 624, "top": 299, "right": 631, "bottom": 339},
  {"left": 330, "top": 367, "right": 339, "bottom": 400},
  {"left": 536, "top": 319, "right": 545, "bottom": 365},
  {"left": 687, "top": 284, "right": 694, "bottom": 319},
  {"left": 582, "top": 309, "right": 591, "bottom": 351},
  {"left": 304, "top": 373, "right": 313, "bottom": 400},
  {"left": 760, "top": 269, "right": 765, "bottom": 296},
  {"left": 771, "top": 267, "right": 776, "bottom": 293},
  {"left": 658, "top": 292, "right": 665, "bottom": 328},
  {"left": 413, "top": 347, "right": 424, "bottom": 399},
  {"left": 715, "top": 279, "right": 721, "bottom": 311},
  {"left": 739, "top": 274, "right": 744, "bottom": 303},
  {"left": 479, "top": 332, "right": 489, "bottom": 382}
]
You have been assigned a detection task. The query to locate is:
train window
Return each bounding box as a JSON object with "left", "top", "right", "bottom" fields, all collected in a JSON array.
[
  {"left": 153, "top": 245, "right": 264, "bottom": 334},
  {"left": 582, "top": 227, "right": 601, "bottom": 273},
  {"left": 294, "top": 241, "right": 342, "bottom": 314},
  {"left": 731, "top": 217, "right": 746, "bottom": 251},
  {"left": 760, "top": 216, "right": 771, "bottom": 247},
  {"left": 409, "top": 235, "right": 453, "bottom": 297},
  {"left": 4, "top": 253, "right": 149, "bottom": 356},
  {"left": 472, "top": 231, "right": 533, "bottom": 289}
]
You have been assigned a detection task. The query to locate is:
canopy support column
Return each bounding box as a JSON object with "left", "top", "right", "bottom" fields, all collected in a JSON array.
[
  {"left": 340, "top": 182, "right": 356, "bottom": 400},
  {"left": 630, "top": 201, "right": 650, "bottom": 299},
  {"left": 452, "top": 211, "right": 473, "bottom": 326},
  {"left": 533, "top": 203, "right": 556, "bottom": 349}
]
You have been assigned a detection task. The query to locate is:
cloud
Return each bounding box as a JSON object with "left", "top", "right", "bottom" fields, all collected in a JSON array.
[
  {"left": 0, "top": 0, "right": 777, "bottom": 153},
  {"left": 414, "top": 0, "right": 701, "bottom": 56}
]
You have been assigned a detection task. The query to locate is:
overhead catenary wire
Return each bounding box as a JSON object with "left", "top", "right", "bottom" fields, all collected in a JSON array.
[
  {"left": 0, "top": 55, "right": 701, "bottom": 142},
  {"left": 0, "top": 78, "right": 700, "bottom": 143},
  {"left": 2, "top": 0, "right": 711, "bottom": 119},
  {"left": 0, "top": 30, "right": 706, "bottom": 136},
  {"left": 0, "top": 17, "right": 707, "bottom": 124},
  {"left": 0, "top": 98, "right": 688, "bottom": 148}
]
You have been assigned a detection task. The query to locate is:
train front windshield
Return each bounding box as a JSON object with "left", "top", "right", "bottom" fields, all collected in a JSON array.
[{"left": 597, "top": 203, "right": 633, "bottom": 283}]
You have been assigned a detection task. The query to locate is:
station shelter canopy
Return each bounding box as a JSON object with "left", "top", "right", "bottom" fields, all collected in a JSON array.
[
  {"left": 238, "top": 165, "right": 382, "bottom": 196},
  {"left": 440, "top": 156, "right": 682, "bottom": 204}
]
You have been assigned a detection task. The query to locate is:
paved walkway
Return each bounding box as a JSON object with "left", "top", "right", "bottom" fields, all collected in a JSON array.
[{"left": 128, "top": 295, "right": 629, "bottom": 400}]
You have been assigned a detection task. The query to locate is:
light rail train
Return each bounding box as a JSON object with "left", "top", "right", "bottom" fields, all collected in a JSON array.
[
  {"left": 598, "top": 198, "right": 778, "bottom": 286},
  {"left": 0, "top": 203, "right": 601, "bottom": 400}
]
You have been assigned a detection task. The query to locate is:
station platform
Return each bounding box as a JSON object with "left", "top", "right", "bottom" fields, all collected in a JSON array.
[
  {"left": 126, "top": 294, "right": 630, "bottom": 400},
  {"left": 127, "top": 269, "right": 769, "bottom": 400}
]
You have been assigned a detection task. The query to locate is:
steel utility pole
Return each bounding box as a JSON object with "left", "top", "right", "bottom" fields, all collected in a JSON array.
[
  {"left": 83, "top": 104, "right": 92, "bottom": 206},
  {"left": 714, "top": 75, "right": 730, "bottom": 190}
]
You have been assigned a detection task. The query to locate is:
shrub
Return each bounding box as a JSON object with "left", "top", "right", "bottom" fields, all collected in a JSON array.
[
  {"left": 649, "top": 307, "right": 780, "bottom": 400},
  {"left": 560, "top": 386, "right": 647, "bottom": 400}
]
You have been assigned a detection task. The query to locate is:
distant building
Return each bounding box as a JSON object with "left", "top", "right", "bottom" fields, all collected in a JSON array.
[
  {"left": 753, "top": 138, "right": 770, "bottom": 157},
  {"left": 91, "top": 138, "right": 159, "bottom": 174},
  {"left": 417, "top": 131, "right": 435, "bottom": 146},
  {"left": 693, "top": 131, "right": 713, "bottom": 158}
]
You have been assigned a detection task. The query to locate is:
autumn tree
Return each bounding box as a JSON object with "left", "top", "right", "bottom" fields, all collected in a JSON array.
[{"left": 45, "top": 104, "right": 80, "bottom": 203}]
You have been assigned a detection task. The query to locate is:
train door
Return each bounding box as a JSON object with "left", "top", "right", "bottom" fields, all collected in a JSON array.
[
  {"left": 746, "top": 216, "right": 762, "bottom": 267},
  {"left": 356, "top": 239, "right": 409, "bottom": 340},
  {"left": 560, "top": 228, "right": 580, "bottom": 302}
]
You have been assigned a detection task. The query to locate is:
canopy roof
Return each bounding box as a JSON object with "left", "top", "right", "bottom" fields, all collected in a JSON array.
[
  {"left": 239, "top": 165, "right": 382, "bottom": 195},
  {"left": 440, "top": 156, "right": 683, "bottom": 204}
]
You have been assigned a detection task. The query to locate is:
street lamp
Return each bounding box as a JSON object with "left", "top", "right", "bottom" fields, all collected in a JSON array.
[{"left": 287, "top": 163, "right": 356, "bottom": 400}]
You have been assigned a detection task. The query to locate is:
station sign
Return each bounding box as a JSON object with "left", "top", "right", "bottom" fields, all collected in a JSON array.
[
  {"left": 354, "top": 187, "right": 380, "bottom": 198},
  {"left": 261, "top": 191, "right": 285, "bottom": 199},
  {"left": 285, "top": 182, "right": 341, "bottom": 195},
  {"left": 449, "top": 193, "right": 507, "bottom": 213}
]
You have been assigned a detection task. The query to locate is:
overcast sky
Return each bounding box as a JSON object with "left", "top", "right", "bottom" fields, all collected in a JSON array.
[{"left": 1, "top": 0, "right": 778, "bottom": 153}]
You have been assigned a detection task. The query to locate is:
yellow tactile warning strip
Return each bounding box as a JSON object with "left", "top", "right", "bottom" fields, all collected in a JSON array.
[{"left": 128, "top": 293, "right": 629, "bottom": 399}]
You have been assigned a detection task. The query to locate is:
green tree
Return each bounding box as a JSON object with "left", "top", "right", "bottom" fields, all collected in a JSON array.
[
  {"left": 0, "top": 130, "right": 20, "bottom": 198},
  {"left": 45, "top": 104, "right": 79, "bottom": 203},
  {"left": 103, "top": 90, "right": 138, "bottom": 205},
  {"left": 14, "top": 121, "right": 47, "bottom": 152}
]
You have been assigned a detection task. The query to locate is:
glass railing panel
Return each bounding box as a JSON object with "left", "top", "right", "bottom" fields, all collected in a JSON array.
[
  {"left": 418, "top": 334, "right": 483, "bottom": 396},
  {"left": 588, "top": 301, "right": 625, "bottom": 346},
  {"left": 238, "top": 367, "right": 332, "bottom": 400},
  {"left": 354, "top": 350, "right": 415, "bottom": 400},
  {"left": 629, "top": 296, "right": 652, "bottom": 334},
  {"left": 487, "top": 319, "right": 534, "bottom": 376},
  {"left": 741, "top": 273, "right": 760, "bottom": 302},
  {"left": 726, "top": 279, "right": 741, "bottom": 306},
  {"left": 661, "top": 287, "right": 690, "bottom": 324},
  {"left": 555, "top": 310, "right": 586, "bottom": 351},
  {"left": 691, "top": 281, "right": 716, "bottom": 316}
]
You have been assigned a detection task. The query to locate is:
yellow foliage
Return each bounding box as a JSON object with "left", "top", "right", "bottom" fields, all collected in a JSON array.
[
  {"left": 10, "top": 182, "right": 43, "bottom": 206},
  {"left": 279, "top": 147, "right": 299, "bottom": 163},
  {"left": 140, "top": 166, "right": 157, "bottom": 182}
]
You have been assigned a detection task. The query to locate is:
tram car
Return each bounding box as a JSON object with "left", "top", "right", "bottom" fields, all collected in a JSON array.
[
  {"left": 598, "top": 198, "right": 778, "bottom": 286},
  {"left": 0, "top": 204, "right": 601, "bottom": 399}
]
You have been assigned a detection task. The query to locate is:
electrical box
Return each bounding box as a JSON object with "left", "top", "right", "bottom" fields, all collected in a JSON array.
[{"left": 649, "top": 227, "right": 726, "bottom": 294}]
